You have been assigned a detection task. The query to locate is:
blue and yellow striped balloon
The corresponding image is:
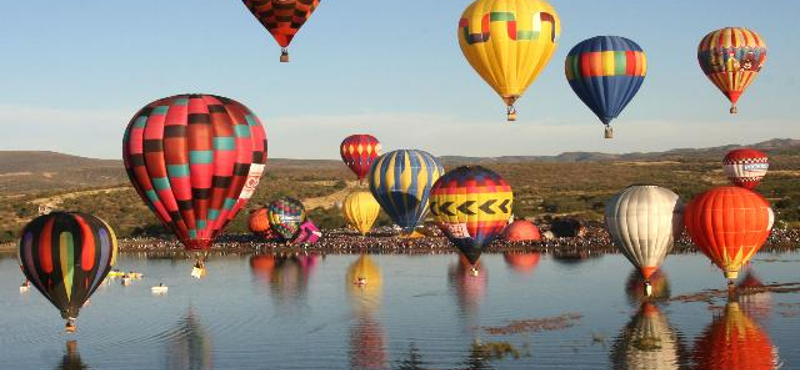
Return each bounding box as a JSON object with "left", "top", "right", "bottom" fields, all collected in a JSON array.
[{"left": 368, "top": 149, "right": 445, "bottom": 233}]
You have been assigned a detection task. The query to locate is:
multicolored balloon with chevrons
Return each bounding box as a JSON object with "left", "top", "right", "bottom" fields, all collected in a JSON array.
[
  {"left": 123, "top": 94, "right": 268, "bottom": 252},
  {"left": 267, "top": 196, "right": 307, "bottom": 242},
  {"left": 566, "top": 36, "right": 647, "bottom": 138},
  {"left": 18, "top": 212, "right": 118, "bottom": 324},
  {"left": 698, "top": 27, "right": 767, "bottom": 114},
  {"left": 340, "top": 134, "right": 381, "bottom": 181},
  {"left": 369, "top": 149, "right": 444, "bottom": 233},
  {"left": 430, "top": 166, "right": 513, "bottom": 265}
]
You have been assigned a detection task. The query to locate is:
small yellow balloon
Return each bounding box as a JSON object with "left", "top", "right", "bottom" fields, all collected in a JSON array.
[
  {"left": 458, "top": 0, "right": 561, "bottom": 121},
  {"left": 342, "top": 190, "right": 381, "bottom": 236}
]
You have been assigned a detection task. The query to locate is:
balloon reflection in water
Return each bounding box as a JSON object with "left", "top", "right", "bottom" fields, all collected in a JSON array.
[
  {"left": 503, "top": 252, "right": 541, "bottom": 274},
  {"left": 610, "top": 303, "right": 689, "bottom": 370},
  {"left": 737, "top": 270, "right": 772, "bottom": 324},
  {"left": 249, "top": 253, "right": 318, "bottom": 306},
  {"left": 448, "top": 256, "right": 487, "bottom": 319},
  {"left": 692, "top": 302, "right": 782, "bottom": 370},
  {"left": 346, "top": 255, "right": 387, "bottom": 370},
  {"left": 166, "top": 309, "right": 213, "bottom": 370},
  {"left": 55, "top": 340, "right": 89, "bottom": 370},
  {"left": 625, "top": 269, "right": 671, "bottom": 306}
]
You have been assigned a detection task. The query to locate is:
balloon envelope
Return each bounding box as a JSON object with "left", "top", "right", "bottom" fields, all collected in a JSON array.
[
  {"left": 698, "top": 27, "right": 767, "bottom": 113},
  {"left": 458, "top": 0, "right": 560, "bottom": 120},
  {"left": 122, "top": 94, "right": 267, "bottom": 251},
  {"left": 267, "top": 197, "right": 307, "bottom": 242},
  {"left": 566, "top": 36, "right": 647, "bottom": 136},
  {"left": 368, "top": 149, "right": 444, "bottom": 233},
  {"left": 342, "top": 190, "right": 381, "bottom": 236},
  {"left": 248, "top": 207, "right": 278, "bottom": 241},
  {"left": 241, "top": 0, "right": 320, "bottom": 61},
  {"left": 692, "top": 302, "right": 778, "bottom": 370},
  {"left": 430, "top": 166, "right": 513, "bottom": 265},
  {"left": 295, "top": 220, "right": 322, "bottom": 244},
  {"left": 605, "top": 185, "right": 683, "bottom": 280},
  {"left": 340, "top": 134, "right": 381, "bottom": 181},
  {"left": 503, "top": 220, "right": 541, "bottom": 242},
  {"left": 19, "top": 212, "right": 118, "bottom": 322},
  {"left": 684, "top": 186, "right": 773, "bottom": 279},
  {"left": 723, "top": 148, "right": 769, "bottom": 190}
]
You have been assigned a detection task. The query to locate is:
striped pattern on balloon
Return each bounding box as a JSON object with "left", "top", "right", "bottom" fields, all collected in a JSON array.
[
  {"left": 19, "top": 212, "right": 118, "bottom": 325},
  {"left": 723, "top": 148, "right": 769, "bottom": 190},
  {"left": 368, "top": 149, "right": 444, "bottom": 234},
  {"left": 697, "top": 27, "right": 767, "bottom": 114}
]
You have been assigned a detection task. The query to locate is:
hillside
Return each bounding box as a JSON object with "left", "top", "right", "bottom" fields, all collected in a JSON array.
[{"left": 2, "top": 138, "right": 800, "bottom": 243}]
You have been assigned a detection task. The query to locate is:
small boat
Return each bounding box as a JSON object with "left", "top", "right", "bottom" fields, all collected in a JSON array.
[{"left": 151, "top": 284, "right": 169, "bottom": 294}]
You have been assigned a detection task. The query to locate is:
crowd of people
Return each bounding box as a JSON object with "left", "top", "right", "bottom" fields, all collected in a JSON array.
[{"left": 117, "top": 221, "right": 800, "bottom": 257}]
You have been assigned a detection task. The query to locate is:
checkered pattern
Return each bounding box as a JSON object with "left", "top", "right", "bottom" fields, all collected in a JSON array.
[
  {"left": 267, "top": 196, "right": 307, "bottom": 241},
  {"left": 123, "top": 94, "right": 268, "bottom": 251},
  {"left": 340, "top": 134, "right": 381, "bottom": 181},
  {"left": 242, "top": 0, "right": 320, "bottom": 48},
  {"left": 429, "top": 166, "right": 513, "bottom": 265},
  {"left": 723, "top": 148, "right": 769, "bottom": 190}
]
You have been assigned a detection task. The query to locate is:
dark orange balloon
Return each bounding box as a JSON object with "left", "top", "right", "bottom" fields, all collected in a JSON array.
[
  {"left": 249, "top": 254, "right": 276, "bottom": 280},
  {"left": 684, "top": 187, "right": 773, "bottom": 280},
  {"left": 241, "top": 0, "right": 321, "bottom": 62},
  {"left": 503, "top": 220, "right": 541, "bottom": 242},
  {"left": 248, "top": 208, "right": 277, "bottom": 240}
]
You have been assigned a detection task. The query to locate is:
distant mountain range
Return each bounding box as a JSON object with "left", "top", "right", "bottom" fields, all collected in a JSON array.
[{"left": 2, "top": 138, "right": 798, "bottom": 194}]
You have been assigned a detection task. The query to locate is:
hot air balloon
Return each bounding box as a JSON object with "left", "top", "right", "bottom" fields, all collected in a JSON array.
[
  {"left": 342, "top": 190, "right": 381, "bottom": 236},
  {"left": 693, "top": 302, "right": 780, "bottom": 370},
  {"left": 698, "top": 27, "right": 767, "bottom": 114},
  {"left": 122, "top": 94, "right": 268, "bottom": 274},
  {"left": 267, "top": 196, "right": 307, "bottom": 242},
  {"left": 430, "top": 166, "right": 513, "bottom": 267},
  {"left": 566, "top": 36, "right": 647, "bottom": 138},
  {"left": 605, "top": 185, "right": 683, "bottom": 295},
  {"left": 248, "top": 207, "right": 278, "bottom": 241},
  {"left": 241, "top": 0, "right": 321, "bottom": 62},
  {"left": 723, "top": 148, "right": 769, "bottom": 190},
  {"left": 458, "top": 0, "right": 560, "bottom": 121},
  {"left": 368, "top": 149, "right": 444, "bottom": 235},
  {"left": 610, "top": 303, "right": 687, "bottom": 370},
  {"left": 503, "top": 220, "right": 541, "bottom": 242},
  {"left": 294, "top": 220, "right": 322, "bottom": 244},
  {"left": 684, "top": 186, "right": 773, "bottom": 281},
  {"left": 18, "top": 212, "right": 118, "bottom": 331},
  {"left": 340, "top": 134, "right": 381, "bottom": 183}
]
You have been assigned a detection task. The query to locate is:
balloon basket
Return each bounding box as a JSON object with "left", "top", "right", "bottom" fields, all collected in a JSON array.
[
  {"left": 280, "top": 48, "right": 289, "bottom": 63},
  {"left": 604, "top": 126, "right": 614, "bottom": 139},
  {"left": 730, "top": 105, "right": 738, "bottom": 114}
]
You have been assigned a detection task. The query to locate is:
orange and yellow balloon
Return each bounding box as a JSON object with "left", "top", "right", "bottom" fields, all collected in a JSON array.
[
  {"left": 698, "top": 27, "right": 767, "bottom": 114},
  {"left": 458, "top": 0, "right": 560, "bottom": 121}
]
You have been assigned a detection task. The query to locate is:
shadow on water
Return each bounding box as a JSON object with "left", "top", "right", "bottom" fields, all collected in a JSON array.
[
  {"left": 164, "top": 309, "right": 213, "bottom": 370},
  {"left": 502, "top": 252, "right": 541, "bottom": 275},
  {"left": 692, "top": 301, "right": 783, "bottom": 370},
  {"left": 610, "top": 302, "right": 692, "bottom": 370},
  {"left": 347, "top": 255, "right": 388, "bottom": 370},
  {"left": 249, "top": 253, "right": 319, "bottom": 309},
  {"left": 54, "top": 340, "right": 90, "bottom": 370}
]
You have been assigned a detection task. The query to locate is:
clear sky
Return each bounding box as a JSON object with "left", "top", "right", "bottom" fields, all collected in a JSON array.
[{"left": 0, "top": 1, "right": 798, "bottom": 159}]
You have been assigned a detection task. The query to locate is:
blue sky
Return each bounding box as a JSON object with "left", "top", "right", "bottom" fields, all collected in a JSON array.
[{"left": 0, "top": 1, "right": 798, "bottom": 159}]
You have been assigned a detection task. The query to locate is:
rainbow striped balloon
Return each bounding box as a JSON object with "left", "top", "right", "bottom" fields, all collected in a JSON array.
[
  {"left": 565, "top": 36, "right": 647, "bottom": 138},
  {"left": 18, "top": 212, "right": 118, "bottom": 324},
  {"left": 698, "top": 27, "right": 767, "bottom": 114},
  {"left": 368, "top": 149, "right": 444, "bottom": 233}
]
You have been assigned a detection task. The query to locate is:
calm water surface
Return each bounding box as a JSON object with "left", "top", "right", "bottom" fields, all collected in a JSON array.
[{"left": 1, "top": 252, "right": 798, "bottom": 369}]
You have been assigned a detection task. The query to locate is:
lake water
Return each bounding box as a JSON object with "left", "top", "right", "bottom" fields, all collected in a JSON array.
[{"left": 1, "top": 251, "right": 798, "bottom": 370}]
